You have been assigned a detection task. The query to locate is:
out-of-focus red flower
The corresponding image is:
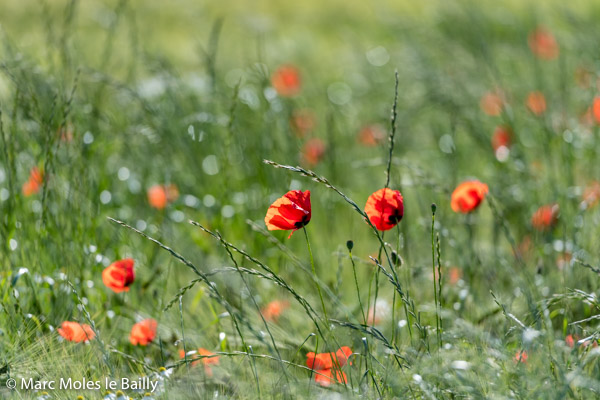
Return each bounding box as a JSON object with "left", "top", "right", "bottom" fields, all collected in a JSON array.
[
  {"left": 364, "top": 188, "right": 404, "bottom": 231},
  {"left": 290, "top": 109, "right": 316, "bottom": 138},
  {"left": 448, "top": 267, "right": 462, "bottom": 285},
  {"left": 306, "top": 347, "right": 352, "bottom": 386},
  {"left": 491, "top": 126, "right": 512, "bottom": 152},
  {"left": 526, "top": 91, "right": 546, "bottom": 116},
  {"left": 58, "top": 321, "right": 95, "bottom": 343},
  {"left": 179, "top": 348, "right": 220, "bottom": 377},
  {"left": 556, "top": 252, "right": 572, "bottom": 270},
  {"left": 514, "top": 350, "right": 528, "bottom": 364},
  {"left": 271, "top": 65, "right": 301, "bottom": 97},
  {"left": 147, "top": 184, "right": 179, "bottom": 209},
  {"left": 592, "top": 97, "right": 600, "bottom": 125},
  {"left": 314, "top": 368, "right": 348, "bottom": 387},
  {"left": 450, "top": 181, "right": 489, "bottom": 214},
  {"left": 130, "top": 319, "right": 157, "bottom": 346},
  {"left": 566, "top": 334, "right": 575, "bottom": 348},
  {"left": 528, "top": 27, "right": 559, "bottom": 60},
  {"left": 565, "top": 334, "right": 598, "bottom": 349},
  {"left": 22, "top": 167, "right": 44, "bottom": 197},
  {"left": 531, "top": 204, "right": 559, "bottom": 231},
  {"left": 264, "top": 190, "right": 311, "bottom": 238},
  {"left": 102, "top": 258, "right": 135, "bottom": 293},
  {"left": 301, "top": 138, "right": 326, "bottom": 166},
  {"left": 480, "top": 91, "right": 505, "bottom": 116},
  {"left": 582, "top": 181, "right": 600, "bottom": 208},
  {"left": 306, "top": 347, "right": 352, "bottom": 370},
  {"left": 367, "top": 299, "right": 390, "bottom": 326},
  {"left": 358, "top": 124, "right": 386, "bottom": 147},
  {"left": 261, "top": 300, "right": 289, "bottom": 322}
]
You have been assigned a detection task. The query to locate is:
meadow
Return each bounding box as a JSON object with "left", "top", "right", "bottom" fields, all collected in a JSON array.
[{"left": 1, "top": 0, "right": 600, "bottom": 398}]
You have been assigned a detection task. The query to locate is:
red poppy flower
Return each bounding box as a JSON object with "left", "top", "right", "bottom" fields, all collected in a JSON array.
[
  {"left": 58, "top": 321, "right": 95, "bottom": 343},
  {"left": 314, "top": 368, "right": 348, "bottom": 387},
  {"left": 306, "top": 347, "right": 352, "bottom": 370},
  {"left": 261, "top": 300, "right": 289, "bottom": 322},
  {"left": 306, "top": 347, "right": 351, "bottom": 386},
  {"left": 514, "top": 350, "right": 528, "bottom": 364},
  {"left": 582, "top": 181, "right": 600, "bottom": 208},
  {"left": 526, "top": 91, "right": 546, "bottom": 116},
  {"left": 129, "top": 319, "right": 157, "bottom": 346},
  {"left": 179, "top": 348, "right": 219, "bottom": 376},
  {"left": 22, "top": 167, "right": 44, "bottom": 197},
  {"left": 147, "top": 184, "right": 179, "bottom": 209},
  {"left": 450, "top": 181, "right": 489, "bottom": 214},
  {"left": 364, "top": 188, "right": 404, "bottom": 231},
  {"left": 264, "top": 190, "right": 311, "bottom": 238},
  {"left": 302, "top": 138, "right": 326, "bottom": 166},
  {"left": 531, "top": 204, "right": 559, "bottom": 231},
  {"left": 102, "top": 258, "right": 135, "bottom": 293},
  {"left": 480, "top": 91, "right": 504, "bottom": 116},
  {"left": 528, "top": 27, "right": 559, "bottom": 60},
  {"left": 358, "top": 124, "right": 386, "bottom": 147},
  {"left": 271, "top": 65, "right": 301, "bottom": 97},
  {"left": 593, "top": 97, "right": 600, "bottom": 125},
  {"left": 491, "top": 126, "right": 512, "bottom": 151},
  {"left": 290, "top": 109, "right": 316, "bottom": 138}
]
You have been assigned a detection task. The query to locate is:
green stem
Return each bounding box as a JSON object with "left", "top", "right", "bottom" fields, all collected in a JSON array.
[
  {"left": 431, "top": 205, "right": 441, "bottom": 351},
  {"left": 303, "top": 227, "right": 329, "bottom": 322},
  {"left": 349, "top": 249, "right": 367, "bottom": 325}
]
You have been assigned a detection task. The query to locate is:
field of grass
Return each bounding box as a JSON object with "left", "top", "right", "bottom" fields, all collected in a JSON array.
[{"left": 2, "top": 0, "right": 600, "bottom": 398}]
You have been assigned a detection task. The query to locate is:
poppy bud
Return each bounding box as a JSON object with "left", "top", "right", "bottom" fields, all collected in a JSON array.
[
  {"left": 391, "top": 250, "right": 400, "bottom": 267},
  {"left": 431, "top": 203, "right": 437, "bottom": 214},
  {"left": 346, "top": 240, "right": 354, "bottom": 252}
]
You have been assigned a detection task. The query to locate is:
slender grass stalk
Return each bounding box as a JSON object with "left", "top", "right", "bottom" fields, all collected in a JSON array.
[
  {"left": 303, "top": 226, "right": 328, "bottom": 323},
  {"left": 431, "top": 204, "right": 441, "bottom": 350},
  {"left": 347, "top": 242, "right": 367, "bottom": 325}
]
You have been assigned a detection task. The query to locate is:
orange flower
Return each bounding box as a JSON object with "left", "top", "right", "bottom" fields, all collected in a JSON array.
[
  {"left": 364, "top": 188, "right": 404, "bottom": 231},
  {"left": 314, "top": 368, "right": 348, "bottom": 387},
  {"left": 179, "top": 348, "right": 219, "bottom": 376},
  {"left": 528, "top": 27, "right": 559, "bottom": 60},
  {"left": 514, "top": 350, "right": 528, "bottom": 364},
  {"left": 450, "top": 181, "right": 489, "bottom": 213},
  {"left": 147, "top": 184, "right": 179, "bottom": 209},
  {"left": 261, "top": 300, "right": 289, "bottom": 322},
  {"left": 556, "top": 252, "right": 572, "bottom": 270},
  {"left": 102, "top": 258, "right": 135, "bottom": 293},
  {"left": 306, "top": 347, "right": 352, "bottom": 370},
  {"left": 306, "top": 347, "right": 351, "bottom": 386},
  {"left": 526, "top": 91, "right": 546, "bottom": 116},
  {"left": 582, "top": 181, "right": 600, "bottom": 208},
  {"left": 264, "top": 190, "right": 311, "bottom": 238},
  {"left": 448, "top": 267, "right": 462, "bottom": 285},
  {"left": 367, "top": 299, "right": 390, "bottom": 326},
  {"left": 22, "top": 167, "right": 44, "bottom": 197},
  {"left": 531, "top": 204, "right": 559, "bottom": 231},
  {"left": 302, "top": 138, "right": 326, "bottom": 166},
  {"left": 57, "top": 321, "right": 95, "bottom": 343},
  {"left": 480, "top": 91, "right": 504, "bottom": 116},
  {"left": 290, "top": 109, "right": 316, "bottom": 138},
  {"left": 271, "top": 65, "right": 301, "bottom": 97},
  {"left": 491, "top": 126, "right": 512, "bottom": 152},
  {"left": 565, "top": 334, "right": 575, "bottom": 348},
  {"left": 593, "top": 97, "right": 600, "bottom": 125},
  {"left": 358, "top": 124, "right": 386, "bottom": 147},
  {"left": 129, "top": 319, "right": 157, "bottom": 346}
]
